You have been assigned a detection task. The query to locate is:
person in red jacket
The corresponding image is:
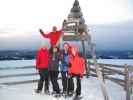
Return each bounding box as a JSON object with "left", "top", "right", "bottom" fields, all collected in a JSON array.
[
  {"left": 35, "top": 45, "right": 50, "bottom": 94},
  {"left": 68, "top": 46, "right": 85, "bottom": 98},
  {"left": 39, "top": 26, "right": 63, "bottom": 48}
]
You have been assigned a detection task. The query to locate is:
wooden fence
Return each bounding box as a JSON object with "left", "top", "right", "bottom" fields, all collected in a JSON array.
[{"left": 87, "top": 60, "right": 133, "bottom": 100}]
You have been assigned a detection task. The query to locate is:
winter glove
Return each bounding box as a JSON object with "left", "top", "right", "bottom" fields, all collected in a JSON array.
[
  {"left": 39, "top": 29, "right": 44, "bottom": 34},
  {"left": 67, "top": 74, "right": 72, "bottom": 78},
  {"left": 80, "top": 74, "right": 83, "bottom": 78},
  {"left": 68, "top": 63, "right": 72, "bottom": 68}
]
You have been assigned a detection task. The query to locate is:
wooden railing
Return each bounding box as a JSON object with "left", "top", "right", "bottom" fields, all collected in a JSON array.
[
  {"left": 87, "top": 61, "right": 133, "bottom": 100},
  {"left": 0, "top": 66, "right": 38, "bottom": 85}
]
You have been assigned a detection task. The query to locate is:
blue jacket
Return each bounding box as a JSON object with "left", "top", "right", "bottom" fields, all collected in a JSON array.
[{"left": 60, "top": 51, "right": 69, "bottom": 72}]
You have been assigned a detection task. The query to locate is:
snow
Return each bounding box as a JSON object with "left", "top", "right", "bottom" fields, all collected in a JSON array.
[
  {"left": 0, "top": 59, "right": 133, "bottom": 100},
  {"left": 0, "top": 75, "right": 39, "bottom": 84},
  {"left": 0, "top": 77, "right": 127, "bottom": 100},
  {"left": 97, "top": 59, "right": 133, "bottom": 66},
  {"left": 0, "top": 68, "right": 37, "bottom": 76},
  {"left": 0, "top": 59, "right": 133, "bottom": 69},
  {"left": 0, "top": 60, "right": 34, "bottom": 68},
  {"left": 107, "top": 74, "right": 124, "bottom": 80}
]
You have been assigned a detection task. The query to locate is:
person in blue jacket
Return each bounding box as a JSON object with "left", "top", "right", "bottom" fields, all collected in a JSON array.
[{"left": 60, "top": 42, "right": 71, "bottom": 94}]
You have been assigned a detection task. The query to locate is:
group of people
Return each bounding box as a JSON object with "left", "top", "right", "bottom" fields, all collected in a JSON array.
[{"left": 35, "top": 26, "right": 85, "bottom": 98}]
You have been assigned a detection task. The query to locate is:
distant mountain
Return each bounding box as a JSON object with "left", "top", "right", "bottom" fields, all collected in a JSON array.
[
  {"left": 0, "top": 50, "right": 133, "bottom": 60},
  {"left": 0, "top": 50, "right": 36, "bottom": 60}
]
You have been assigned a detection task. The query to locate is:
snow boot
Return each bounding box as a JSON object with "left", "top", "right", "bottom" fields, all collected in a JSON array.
[{"left": 35, "top": 89, "right": 41, "bottom": 94}]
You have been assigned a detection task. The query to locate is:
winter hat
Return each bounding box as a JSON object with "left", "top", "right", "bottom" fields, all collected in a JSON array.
[{"left": 40, "top": 39, "right": 50, "bottom": 49}]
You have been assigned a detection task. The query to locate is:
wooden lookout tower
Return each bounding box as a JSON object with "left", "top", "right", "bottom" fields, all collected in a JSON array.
[
  {"left": 62, "top": 0, "right": 96, "bottom": 76},
  {"left": 62, "top": 1, "right": 109, "bottom": 99}
]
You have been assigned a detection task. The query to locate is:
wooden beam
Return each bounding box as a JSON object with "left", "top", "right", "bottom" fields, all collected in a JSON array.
[
  {"left": 0, "top": 73, "right": 38, "bottom": 78},
  {"left": 63, "top": 35, "right": 88, "bottom": 41},
  {"left": 0, "top": 66, "right": 34, "bottom": 70}
]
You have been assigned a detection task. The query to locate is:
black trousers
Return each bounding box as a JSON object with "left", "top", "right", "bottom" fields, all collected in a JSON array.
[
  {"left": 49, "top": 71, "right": 60, "bottom": 94},
  {"left": 68, "top": 76, "right": 74, "bottom": 93},
  {"left": 75, "top": 75, "right": 81, "bottom": 96},
  {"left": 37, "top": 69, "right": 49, "bottom": 92},
  {"left": 68, "top": 74, "right": 81, "bottom": 96},
  {"left": 61, "top": 71, "right": 67, "bottom": 92}
]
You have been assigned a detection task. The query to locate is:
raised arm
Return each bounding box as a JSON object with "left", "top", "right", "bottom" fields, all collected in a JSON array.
[
  {"left": 39, "top": 29, "right": 51, "bottom": 38},
  {"left": 58, "top": 28, "right": 64, "bottom": 36}
]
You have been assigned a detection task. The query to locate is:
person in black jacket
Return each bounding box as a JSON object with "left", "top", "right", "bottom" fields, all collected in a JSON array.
[{"left": 49, "top": 47, "right": 60, "bottom": 96}]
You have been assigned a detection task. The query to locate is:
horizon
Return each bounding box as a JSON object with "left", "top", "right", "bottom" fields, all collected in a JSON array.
[{"left": 0, "top": 48, "right": 133, "bottom": 52}]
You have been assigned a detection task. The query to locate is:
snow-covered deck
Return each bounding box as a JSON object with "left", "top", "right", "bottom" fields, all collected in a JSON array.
[
  {"left": 0, "top": 59, "right": 133, "bottom": 100},
  {"left": 0, "top": 77, "right": 127, "bottom": 100}
]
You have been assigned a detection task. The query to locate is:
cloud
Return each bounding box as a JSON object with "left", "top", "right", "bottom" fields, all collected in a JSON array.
[
  {"left": 90, "top": 20, "right": 133, "bottom": 50},
  {"left": 0, "top": 0, "right": 132, "bottom": 26},
  {"left": 0, "top": 28, "right": 13, "bottom": 34},
  {"left": 0, "top": 20, "right": 133, "bottom": 51},
  {"left": 0, "top": 0, "right": 133, "bottom": 50}
]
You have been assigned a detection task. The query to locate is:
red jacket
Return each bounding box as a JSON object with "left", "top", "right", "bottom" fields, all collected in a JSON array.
[
  {"left": 36, "top": 48, "right": 49, "bottom": 69},
  {"left": 68, "top": 54, "right": 85, "bottom": 77},
  {"left": 41, "top": 30, "right": 63, "bottom": 47}
]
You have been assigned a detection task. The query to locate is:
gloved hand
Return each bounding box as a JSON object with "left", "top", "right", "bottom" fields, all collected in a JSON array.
[
  {"left": 67, "top": 73, "right": 72, "bottom": 78},
  {"left": 68, "top": 63, "right": 72, "bottom": 68},
  {"left": 39, "top": 29, "right": 44, "bottom": 34},
  {"left": 80, "top": 74, "right": 83, "bottom": 78}
]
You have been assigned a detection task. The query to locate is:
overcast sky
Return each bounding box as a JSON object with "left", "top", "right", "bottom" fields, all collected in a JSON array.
[{"left": 0, "top": 0, "right": 133, "bottom": 50}]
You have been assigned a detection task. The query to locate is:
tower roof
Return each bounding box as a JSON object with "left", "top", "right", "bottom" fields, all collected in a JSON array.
[
  {"left": 71, "top": 0, "right": 81, "bottom": 12},
  {"left": 68, "top": 0, "right": 85, "bottom": 23},
  {"left": 68, "top": 0, "right": 84, "bottom": 20}
]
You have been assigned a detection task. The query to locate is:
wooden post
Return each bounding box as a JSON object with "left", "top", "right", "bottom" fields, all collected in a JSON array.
[
  {"left": 77, "top": 21, "right": 88, "bottom": 78},
  {"left": 129, "top": 66, "right": 133, "bottom": 94},
  {"left": 87, "top": 59, "right": 91, "bottom": 77},
  {"left": 124, "top": 64, "right": 131, "bottom": 100},
  {"left": 81, "top": 40, "right": 86, "bottom": 58},
  {"left": 81, "top": 40, "right": 89, "bottom": 78},
  {"left": 93, "top": 56, "right": 109, "bottom": 100},
  {"left": 101, "top": 65, "right": 105, "bottom": 83}
]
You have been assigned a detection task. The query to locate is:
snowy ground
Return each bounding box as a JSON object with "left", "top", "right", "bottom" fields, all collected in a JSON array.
[
  {"left": 0, "top": 59, "right": 133, "bottom": 100},
  {"left": 0, "top": 76, "right": 129, "bottom": 100},
  {"left": 0, "top": 60, "right": 34, "bottom": 68}
]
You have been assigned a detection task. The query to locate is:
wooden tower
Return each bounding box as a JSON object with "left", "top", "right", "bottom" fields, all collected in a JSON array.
[{"left": 62, "top": 0, "right": 96, "bottom": 76}]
